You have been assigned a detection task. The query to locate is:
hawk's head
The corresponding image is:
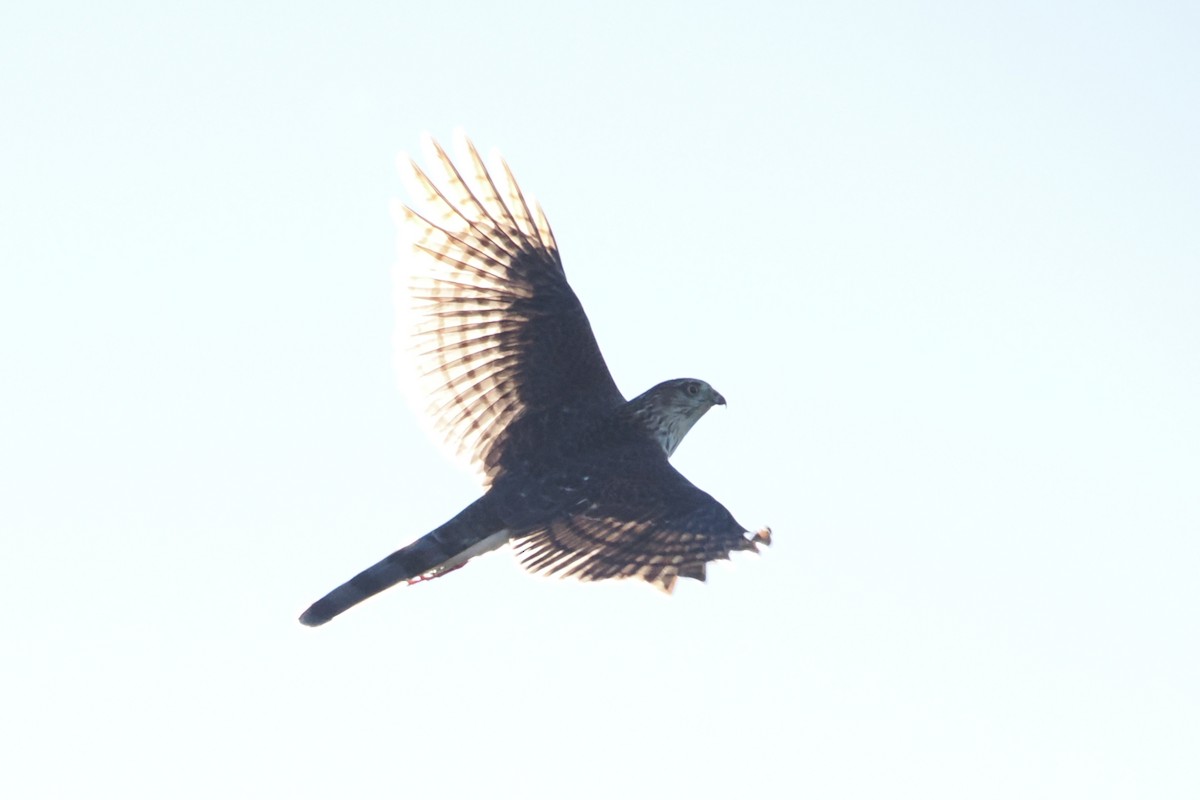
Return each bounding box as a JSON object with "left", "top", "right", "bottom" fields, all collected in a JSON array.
[{"left": 627, "top": 378, "right": 726, "bottom": 457}]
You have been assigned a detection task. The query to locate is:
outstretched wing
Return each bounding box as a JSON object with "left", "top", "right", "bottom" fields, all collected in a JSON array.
[
  {"left": 510, "top": 457, "right": 770, "bottom": 592},
  {"left": 394, "top": 132, "right": 625, "bottom": 482}
]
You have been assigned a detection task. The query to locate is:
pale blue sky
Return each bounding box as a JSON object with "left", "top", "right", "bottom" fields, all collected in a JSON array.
[{"left": 3, "top": 2, "right": 1198, "bottom": 798}]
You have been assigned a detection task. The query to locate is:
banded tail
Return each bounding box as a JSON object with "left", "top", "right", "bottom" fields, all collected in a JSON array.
[{"left": 299, "top": 497, "right": 507, "bottom": 627}]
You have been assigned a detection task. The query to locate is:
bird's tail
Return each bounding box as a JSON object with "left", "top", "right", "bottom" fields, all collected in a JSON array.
[{"left": 299, "top": 497, "right": 507, "bottom": 626}]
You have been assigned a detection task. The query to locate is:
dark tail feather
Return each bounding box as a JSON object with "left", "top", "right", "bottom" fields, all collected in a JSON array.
[{"left": 299, "top": 497, "right": 506, "bottom": 627}]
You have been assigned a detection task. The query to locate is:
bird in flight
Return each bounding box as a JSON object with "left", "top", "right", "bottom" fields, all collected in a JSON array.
[{"left": 299, "top": 132, "right": 769, "bottom": 626}]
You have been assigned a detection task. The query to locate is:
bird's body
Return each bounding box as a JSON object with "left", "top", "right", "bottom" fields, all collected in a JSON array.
[{"left": 299, "top": 133, "right": 768, "bottom": 627}]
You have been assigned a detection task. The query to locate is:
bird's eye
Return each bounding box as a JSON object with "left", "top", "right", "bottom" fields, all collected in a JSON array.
[{"left": 686, "top": 383, "right": 700, "bottom": 396}]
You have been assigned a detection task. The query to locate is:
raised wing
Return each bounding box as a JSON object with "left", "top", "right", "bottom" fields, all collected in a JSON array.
[
  {"left": 394, "top": 132, "right": 625, "bottom": 482},
  {"left": 510, "top": 458, "right": 770, "bottom": 592}
]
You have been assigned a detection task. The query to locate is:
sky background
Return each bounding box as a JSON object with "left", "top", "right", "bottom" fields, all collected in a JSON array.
[{"left": 3, "top": 1, "right": 1198, "bottom": 797}]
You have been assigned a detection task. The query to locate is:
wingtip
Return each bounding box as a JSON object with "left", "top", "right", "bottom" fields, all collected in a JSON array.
[{"left": 451, "top": 127, "right": 478, "bottom": 162}]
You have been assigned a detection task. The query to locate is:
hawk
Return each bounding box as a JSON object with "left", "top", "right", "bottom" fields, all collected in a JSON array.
[{"left": 299, "top": 133, "right": 769, "bottom": 626}]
